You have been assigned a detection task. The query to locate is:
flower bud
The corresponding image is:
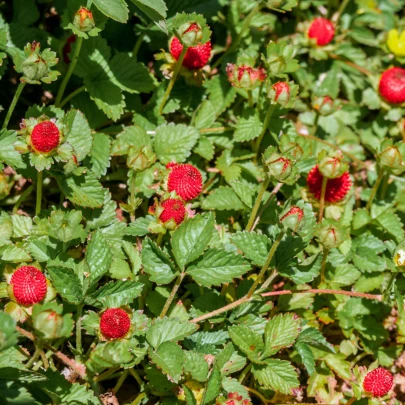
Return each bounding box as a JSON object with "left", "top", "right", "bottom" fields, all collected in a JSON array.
[
  {"left": 226, "top": 64, "right": 266, "bottom": 90},
  {"left": 394, "top": 241, "right": 405, "bottom": 268},
  {"left": 73, "top": 7, "right": 95, "bottom": 33},
  {"left": 178, "top": 22, "right": 203, "bottom": 47},
  {"left": 280, "top": 206, "right": 304, "bottom": 232},
  {"left": 127, "top": 146, "right": 156, "bottom": 172},
  {"left": 379, "top": 145, "right": 403, "bottom": 169},
  {"left": 315, "top": 219, "right": 346, "bottom": 249},
  {"left": 279, "top": 137, "right": 304, "bottom": 161},
  {"left": 312, "top": 96, "right": 338, "bottom": 116},
  {"left": 33, "top": 309, "right": 65, "bottom": 339},
  {"left": 318, "top": 151, "right": 347, "bottom": 179},
  {"left": 270, "top": 82, "right": 290, "bottom": 104},
  {"left": 264, "top": 152, "right": 293, "bottom": 181}
]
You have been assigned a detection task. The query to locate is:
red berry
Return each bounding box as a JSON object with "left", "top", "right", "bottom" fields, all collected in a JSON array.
[
  {"left": 379, "top": 67, "right": 405, "bottom": 104},
  {"left": 167, "top": 164, "right": 203, "bottom": 200},
  {"left": 159, "top": 199, "right": 186, "bottom": 225},
  {"left": 307, "top": 165, "right": 351, "bottom": 202},
  {"left": 10, "top": 266, "right": 47, "bottom": 306},
  {"left": 363, "top": 367, "right": 394, "bottom": 397},
  {"left": 100, "top": 308, "right": 131, "bottom": 340},
  {"left": 308, "top": 18, "right": 335, "bottom": 46},
  {"left": 31, "top": 121, "right": 60, "bottom": 153},
  {"left": 170, "top": 37, "right": 212, "bottom": 70},
  {"left": 272, "top": 82, "right": 290, "bottom": 101}
]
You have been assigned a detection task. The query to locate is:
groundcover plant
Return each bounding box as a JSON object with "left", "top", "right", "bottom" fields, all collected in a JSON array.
[{"left": 1, "top": 0, "right": 405, "bottom": 404}]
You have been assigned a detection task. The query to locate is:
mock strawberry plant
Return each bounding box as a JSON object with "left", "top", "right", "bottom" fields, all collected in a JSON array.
[{"left": 0, "top": 1, "right": 405, "bottom": 405}]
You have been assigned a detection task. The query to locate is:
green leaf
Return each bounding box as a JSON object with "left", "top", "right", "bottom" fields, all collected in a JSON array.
[
  {"left": 0, "top": 367, "right": 46, "bottom": 382},
  {"left": 187, "top": 249, "right": 250, "bottom": 287},
  {"left": 130, "top": 0, "right": 167, "bottom": 32},
  {"left": 352, "top": 208, "right": 371, "bottom": 230},
  {"left": 109, "top": 53, "right": 156, "bottom": 94},
  {"left": 190, "top": 293, "right": 227, "bottom": 323},
  {"left": 262, "top": 313, "right": 301, "bottom": 358},
  {"left": 231, "top": 231, "right": 271, "bottom": 266},
  {"left": 295, "top": 342, "right": 315, "bottom": 376},
  {"left": 154, "top": 123, "right": 200, "bottom": 164},
  {"left": 85, "top": 77, "right": 125, "bottom": 121},
  {"left": 297, "top": 327, "right": 335, "bottom": 353},
  {"left": 93, "top": 0, "right": 129, "bottom": 22},
  {"left": 64, "top": 109, "right": 93, "bottom": 162},
  {"left": 87, "top": 133, "right": 111, "bottom": 178},
  {"left": 47, "top": 266, "right": 83, "bottom": 304},
  {"left": 194, "top": 137, "right": 215, "bottom": 161},
  {"left": 56, "top": 172, "right": 105, "bottom": 208},
  {"left": 375, "top": 210, "right": 404, "bottom": 242},
  {"left": 11, "top": 215, "right": 32, "bottom": 238},
  {"left": 202, "top": 186, "right": 245, "bottom": 211},
  {"left": 228, "top": 325, "right": 264, "bottom": 364},
  {"left": 146, "top": 317, "right": 198, "bottom": 349},
  {"left": 142, "top": 238, "right": 178, "bottom": 284},
  {"left": 323, "top": 353, "right": 351, "bottom": 379},
  {"left": 149, "top": 341, "right": 184, "bottom": 383},
  {"left": 202, "top": 365, "right": 222, "bottom": 405},
  {"left": 171, "top": 212, "right": 215, "bottom": 270},
  {"left": 222, "top": 377, "right": 250, "bottom": 400},
  {"left": 111, "top": 125, "right": 151, "bottom": 156},
  {"left": 0, "top": 129, "right": 25, "bottom": 169},
  {"left": 234, "top": 108, "right": 263, "bottom": 142},
  {"left": 193, "top": 100, "right": 217, "bottom": 130},
  {"left": 86, "top": 230, "right": 113, "bottom": 290},
  {"left": 0, "top": 380, "right": 37, "bottom": 405},
  {"left": 184, "top": 351, "right": 209, "bottom": 382},
  {"left": 89, "top": 280, "right": 143, "bottom": 308},
  {"left": 229, "top": 180, "right": 256, "bottom": 209},
  {"left": 0, "top": 312, "right": 18, "bottom": 352},
  {"left": 252, "top": 359, "right": 299, "bottom": 394}
]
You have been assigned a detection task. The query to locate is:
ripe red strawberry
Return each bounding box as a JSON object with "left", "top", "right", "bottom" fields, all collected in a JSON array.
[
  {"left": 100, "top": 308, "right": 131, "bottom": 340},
  {"left": 10, "top": 266, "right": 47, "bottom": 305},
  {"left": 159, "top": 198, "right": 186, "bottom": 225},
  {"left": 363, "top": 367, "right": 394, "bottom": 397},
  {"left": 170, "top": 37, "right": 212, "bottom": 70},
  {"left": 308, "top": 18, "right": 335, "bottom": 46},
  {"left": 167, "top": 163, "right": 203, "bottom": 200},
  {"left": 31, "top": 121, "right": 60, "bottom": 153},
  {"left": 307, "top": 165, "right": 351, "bottom": 202},
  {"left": 379, "top": 67, "right": 405, "bottom": 104}
]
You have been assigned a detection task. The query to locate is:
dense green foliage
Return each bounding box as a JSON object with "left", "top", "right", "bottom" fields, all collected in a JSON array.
[{"left": 0, "top": 0, "right": 405, "bottom": 404}]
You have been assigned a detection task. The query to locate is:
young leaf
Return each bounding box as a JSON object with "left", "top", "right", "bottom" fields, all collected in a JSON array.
[
  {"left": 228, "top": 325, "right": 265, "bottom": 364},
  {"left": 149, "top": 341, "right": 184, "bottom": 383},
  {"left": 47, "top": 266, "right": 83, "bottom": 304},
  {"left": 231, "top": 231, "right": 271, "bottom": 266}
]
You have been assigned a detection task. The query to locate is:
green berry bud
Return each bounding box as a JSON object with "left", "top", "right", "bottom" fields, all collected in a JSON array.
[
  {"left": 33, "top": 309, "right": 65, "bottom": 339},
  {"left": 318, "top": 151, "right": 347, "bottom": 179},
  {"left": 280, "top": 206, "right": 304, "bottom": 232},
  {"left": 379, "top": 145, "right": 403, "bottom": 169},
  {"left": 127, "top": 146, "right": 156, "bottom": 172},
  {"left": 178, "top": 22, "right": 203, "bottom": 47},
  {"left": 315, "top": 219, "right": 346, "bottom": 249},
  {"left": 73, "top": 7, "right": 95, "bottom": 33},
  {"left": 22, "top": 44, "right": 49, "bottom": 82},
  {"left": 264, "top": 153, "right": 293, "bottom": 181}
]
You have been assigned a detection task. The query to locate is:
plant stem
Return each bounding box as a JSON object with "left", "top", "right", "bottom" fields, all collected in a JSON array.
[
  {"left": 319, "top": 248, "right": 329, "bottom": 284},
  {"left": 160, "top": 273, "right": 185, "bottom": 318},
  {"left": 245, "top": 176, "right": 270, "bottom": 231},
  {"left": 159, "top": 45, "right": 188, "bottom": 115},
  {"left": 251, "top": 182, "right": 283, "bottom": 232},
  {"left": 132, "top": 392, "right": 146, "bottom": 405},
  {"left": 383, "top": 272, "right": 397, "bottom": 301},
  {"left": 259, "top": 270, "right": 278, "bottom": 292},
  {"left": 247, "top": 91, "right": 254, "bottom": 107},
  {"left": 238, "top": 363, "right": 252, "bottom": 383},
  {"left": 129, "top": 368, "right": 144, "bottom": 387},
  {"left": 94, "top": 367, "right": 120, "bottom": 382},
  {"left": 76, "top": 303, "right": 84, "bottom": 355},
  {"left": 261, "top": 288, "right": 382, "bottom": 301},
  {"left": 247, "top": 231, "right": 285, "bottom": 299},
  {"left": 26, "top": 343, "right": 43, "bottom": 369},
  {"left": 318, "top": 176, "right": 328, "bottom": 222},
  {"left": 345, "top": 397, "right": 357, "bottom": 405},
  {"left": 254, "top": 103, "right": 276, "bottom": 157},
  {"left": 333, "top": 0, "right": 351, "bottom": 24},
  {"left": 55, "top": 36, "right": 83, "bottom": 107},
  {"left": 12, "top": 184, "right": 33, "bottom": 214},
  {"left": 2, "top": 82, "right": 26, "bottom": 129},
  {"left": 35, "top": 171, "right": 43, "bottom": 216},
  {"left": 59, "top": 85, "right": 86, "bottom": 108},
  {"left": 366, "top": 167, "right": 386, "bottom": 211},
  {"left": 114, "top": 369, "right": 129, "bottom": 393},
  {"left": 133, "top": 32, "right": 147, "bottom": 59},
  {"left": 156, "top": 233, "right": 164, "bottom": 246},
  {"left": 245, "top": 386, "right": 270, "bottom": 405}
]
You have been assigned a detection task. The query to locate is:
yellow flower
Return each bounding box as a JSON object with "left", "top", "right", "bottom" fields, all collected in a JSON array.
[{"left": 387, "top": 29, "right": 405, "bottom": 57}]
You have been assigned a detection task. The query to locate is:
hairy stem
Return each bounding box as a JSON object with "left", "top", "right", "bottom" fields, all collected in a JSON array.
[
  {"left": 247, "top": 231, "right": 285, "bottom": 299},
  {"left": 35, "top": 171, "right": 43, "bottom": 216},
  {"left": 55, "top": 36, "right": 83, "bottom": 107},
  {"left": 159, "top": 45, "right": 188, "bottom": 115},
  {"left": 366, "top": 167, "right": 386, "bottom": 211},
  {"left": 245, "top": 176, "right": 270, "bottom": 231},
  {"left": 26, "top": 343, "right": 43, "bottom": 369},
  {"left": 76, "top": 303, "right": 84, "bottom": 355},
  {"left": 318, "top": 176, "right": 328, "bottom": 222},
  {"left": 160, "top": 273, "right": 185, "bottom": 318},
  {"left": 247, "top": 90, "right": 254, "bottom": 108},
  {"left": 12, "top": 184, "right": 33, "bottom": 214},
  {"left": 254, "top": 103, "right": 276, "bottom": 157},
  {"left": 238, "top": 363, "right": 252, "bottom": 383},
  {"left": 2, "top": 82, "right": 26, "bottom": 129},
  {"left": 59, "top": 85, "right": 86, "bottom": 108}
]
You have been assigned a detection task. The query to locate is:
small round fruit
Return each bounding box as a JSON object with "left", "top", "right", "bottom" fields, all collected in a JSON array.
[
  {"left": 100, "top": 308, "right": 131, "bottom": 340},
  {"left": 10, "top": 266, "right": 47, "bottom": 306},
  {"left": 31, "top": 121, "right": 60, "bottom": 153}
]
